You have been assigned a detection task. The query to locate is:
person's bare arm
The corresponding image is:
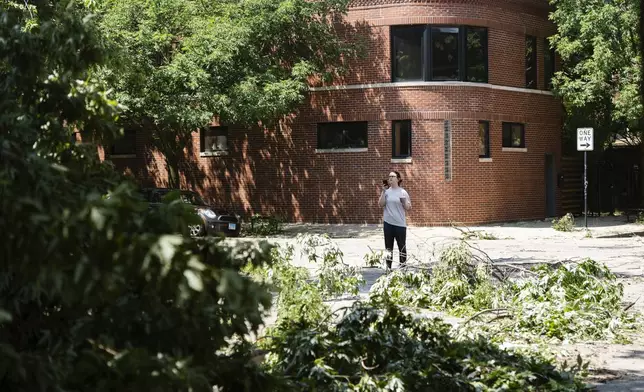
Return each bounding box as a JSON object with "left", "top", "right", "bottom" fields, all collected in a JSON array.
[
  {"left": 378, "top": 190, "right": 387, "bottom": 208},
  {"left": 401, "top": 193, "right": 411, "bottom": 211}
]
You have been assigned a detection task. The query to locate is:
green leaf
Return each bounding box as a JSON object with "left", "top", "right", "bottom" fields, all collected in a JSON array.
[{"left": 184, "top": 269, "right": 204, "bottom": 292}]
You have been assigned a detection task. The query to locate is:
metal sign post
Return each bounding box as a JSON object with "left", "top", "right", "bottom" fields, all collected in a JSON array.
[{"left": 577, "top": 127, "right": 594, "bottom": 228}]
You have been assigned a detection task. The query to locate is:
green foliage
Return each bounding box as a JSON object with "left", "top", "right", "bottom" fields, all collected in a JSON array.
[
  {"left": 0, "top": 2, "right": 279, "bottom": 390},
  {"left": 297, "top": 234, "right": 365, "bottom": 298},
  {"left": 370, "top": 242, "right": 502, "bottom": 315},
  {"left": 247, "top": 234, "right": 365, "bottom": 329},
  {"left": 549, "top": 0, "right": 642, "bottom": 150},
  {"left": 510, "top": 259, "right": 634, "bottom": 340},
  {"left": 552, "top": 213, "right": 576, "bottom": 232},
  {"left": 245, "top": 214, "right": 285, "bottom": 236},
  {"left": 95, "top": 0, "right": 358, "bottom": 186},
  {"left": 363, "top": 248, "right": 384, "bottom": 268},
  {"left": 636, "top": 211, "right": 644, "bottom": 224},
  {"left": 368, "top": 241, "right": 638, "bottom": 343},
  {"left": 263, "top": 301, "right": 587, "bottom": 391},
  {"left": 248, "top": 245, "right": 330, "bottom": 327},
  {"left": 455, "top": 226, "right": 499, "bottom": 240}
]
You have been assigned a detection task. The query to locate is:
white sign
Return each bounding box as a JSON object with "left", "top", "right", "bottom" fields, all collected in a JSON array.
[{"left": 577, "top": 127, "right": 594, "bottom": 151}]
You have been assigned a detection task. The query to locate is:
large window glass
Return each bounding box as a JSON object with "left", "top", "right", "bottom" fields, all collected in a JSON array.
[
  {"left": 391, "top": 25, "right": 488, "bottom": 83},
  {"left": 465, "top": 27, "right": 488, "bottom": 82},
  {"left": 392, "top": 26, "right": 424, "bottom": 81},
  {"left": 431, "top": 27, "right": 460, "bottom": 81}
]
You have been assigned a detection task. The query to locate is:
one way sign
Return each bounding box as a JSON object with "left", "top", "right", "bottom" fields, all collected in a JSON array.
[{"left": 577, "top": 127, "right": 594, "bottom": 151}]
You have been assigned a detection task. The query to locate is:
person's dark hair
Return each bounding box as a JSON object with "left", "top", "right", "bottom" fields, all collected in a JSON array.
[{"left": 393, "top": 171, "right": 402, "bottom": 186}]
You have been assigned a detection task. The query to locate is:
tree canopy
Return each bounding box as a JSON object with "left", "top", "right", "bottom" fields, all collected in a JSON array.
[
  {"left": 550, "top": 0, "right": 642, "bottom": 149},
  {"left": 96, "top": 0, "right": 357, "bottom": 187},
  {"left": 0, "top": 2, "right": 277, "bottom": 390}
]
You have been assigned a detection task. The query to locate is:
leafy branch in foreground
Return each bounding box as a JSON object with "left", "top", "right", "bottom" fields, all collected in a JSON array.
[
  {"left": 508, "top": 259, "right": 637, "bottom": 341},
  {"left": 244, "top": 234, "right": 365, "bottom": 329},
  {"left": 369, "top": 242, "right": 505, "bottom": 315},
  {"left": 0, "top": 2, "right": 279, "bottom": 390},
  {"left": 263, "top": 301, "right": 588, "bottom": 391},
  {"left": 369, "top": 242, "right": 640, "bottom": 343},
  {"left": 245, "top": 245, "right": 330, "bottom": 327},
  {"left": 297, "top": 233, "right": 365, "bottom": 298}
]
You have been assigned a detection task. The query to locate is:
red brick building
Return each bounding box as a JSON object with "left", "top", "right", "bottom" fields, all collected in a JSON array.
[{"left": 108, "top": 0, "right": 563, "bottom": 226}]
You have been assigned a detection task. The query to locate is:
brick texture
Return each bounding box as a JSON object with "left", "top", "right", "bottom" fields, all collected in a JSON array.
[{"left": 109, "top": 0, "right": 563, "bottom": 226}]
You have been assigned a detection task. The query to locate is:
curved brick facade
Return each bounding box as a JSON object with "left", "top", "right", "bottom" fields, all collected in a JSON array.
[{"left": 111, "top": 0, "right": 563, "bottom": 226}]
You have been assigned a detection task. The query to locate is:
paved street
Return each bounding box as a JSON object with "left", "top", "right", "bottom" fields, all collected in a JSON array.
[{"left": 234, "top": 216, "right": 644, "bottom": 390}]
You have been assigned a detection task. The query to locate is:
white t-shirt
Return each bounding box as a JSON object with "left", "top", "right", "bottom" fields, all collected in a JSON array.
[{"left": 383, "top": 187, "right": 410, "bottom": 227}]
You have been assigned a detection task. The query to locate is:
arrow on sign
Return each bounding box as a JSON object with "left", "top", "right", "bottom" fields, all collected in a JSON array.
[{"left": 580, "top": 143, "right": 590, "bottom": 148}]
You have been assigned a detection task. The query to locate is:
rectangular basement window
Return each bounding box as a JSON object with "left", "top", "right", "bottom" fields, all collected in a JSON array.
[
  {"left": 109, "top": 129, "right": 136, "bottom": 158},
  {"left": 200, "top": 126, "right": 228, "bottom": 157},
  {"left": 316, "top": 121, "right": 368, "bottom": 151}
]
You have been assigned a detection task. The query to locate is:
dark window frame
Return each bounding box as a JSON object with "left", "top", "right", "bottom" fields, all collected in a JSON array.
[
  {"left": 525, "top": 35, "right": 537, "bottom": 89},
  {"left": 390, "top": 25, "right": 488, "bottom": 83},
  {"left": 390, "top": 25, "right": 426, "bottom": 81},
  {"left": 200, "top": 126, "right": 229, "bottom": 153},
  {"left": 478, "top": 121, "right": 490, "bottom": 158},
  {"left": 502, "top": 122, "right": 526, "bottom": 148},
  {"left": 109, "top": 129, "right": 136, "bottom": 156},
  {"left": 316, "top": 121, "right": 369, "bottom": 150},
  {"left": 543, "top": 37, "right": 556, "bottom": 90},
  {"left": 392, "top": 120, "right": 412, "bottom": 158}
]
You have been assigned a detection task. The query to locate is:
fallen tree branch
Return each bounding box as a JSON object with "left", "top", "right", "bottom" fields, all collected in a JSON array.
[
  {"left": 623, "top": 295, "right": 641, "bottom": 312},
  {"left": 360, "top": 356, "right": 379, "bottom": 370},
  {"left": 494, "top": 263, "right": 538, "bottom": 276},
  {"left": 463, "top": 308, "right": 509, "bottom": 325}
]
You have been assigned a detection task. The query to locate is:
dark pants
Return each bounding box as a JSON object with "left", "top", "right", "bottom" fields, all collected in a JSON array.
[{"left": 384, "top": 221, "right": 407, "bottom": 267}]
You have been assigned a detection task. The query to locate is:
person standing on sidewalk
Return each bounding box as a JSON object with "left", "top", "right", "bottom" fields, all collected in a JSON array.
[{"left": 378, "top": 171, "right": 411, "bottom": 270}]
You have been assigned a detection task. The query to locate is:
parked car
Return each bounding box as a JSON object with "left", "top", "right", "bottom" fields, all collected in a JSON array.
[{"left": 140, "top": 187, "right": 241, "bottom": 237}]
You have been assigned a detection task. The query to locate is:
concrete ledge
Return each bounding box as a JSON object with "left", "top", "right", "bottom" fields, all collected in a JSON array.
[
  {"left": 502, "top": 147, "right": 527, "bottom": 152},
  {"left": 315, "top": 148, "right": 368, "bottom": 153},
  {"left": 479, "top": 157, "right": 493, "bottom": 162},
  {"left": 391, "top": 157, "right": 412, "bottom": 163},
  {"left": 310, "top": 81, "right": 555, "bottom": 96},
  {"left": 200, "top": 151, "right": 229, "bottom": 157}
]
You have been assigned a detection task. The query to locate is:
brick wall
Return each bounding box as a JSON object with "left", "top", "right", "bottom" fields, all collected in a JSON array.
[{"left": 110, "top": 0, "right": 563, "bottom": 226}]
